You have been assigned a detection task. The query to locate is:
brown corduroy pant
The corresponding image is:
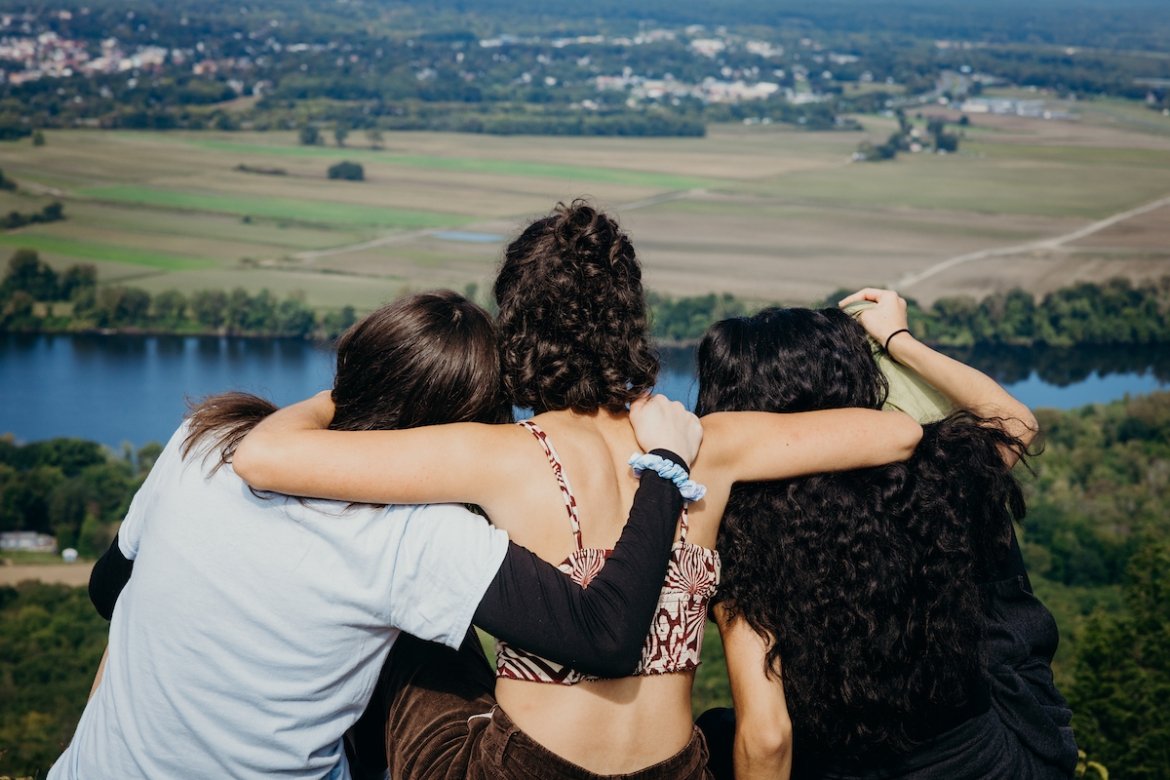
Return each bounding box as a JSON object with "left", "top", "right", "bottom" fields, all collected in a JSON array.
[{"left": 346, "top": 630, "right": 712, "bottom": 780}]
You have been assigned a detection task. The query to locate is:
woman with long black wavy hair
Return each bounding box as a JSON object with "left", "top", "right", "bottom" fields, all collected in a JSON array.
[{"left": 696, "top": 288, "right": 1078, "bottom": 779}]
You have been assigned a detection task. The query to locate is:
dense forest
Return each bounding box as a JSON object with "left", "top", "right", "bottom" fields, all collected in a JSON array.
[
  {"left": 1, "top": 0, "right": 1167, "bottom": 138},
  {"left": 3, "top": 389, "right": 1168, "bottom": 775},
  {"left": 4, "top": 248, "right": 1170, "bottom": 351},
  {"left": 6, "top": 250, "right": 1170, "bottom": 350}
]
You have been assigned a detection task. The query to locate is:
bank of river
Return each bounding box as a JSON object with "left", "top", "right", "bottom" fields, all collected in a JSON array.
[{"left": 4, "top": 334, "right": 1169, "bottom": 449}]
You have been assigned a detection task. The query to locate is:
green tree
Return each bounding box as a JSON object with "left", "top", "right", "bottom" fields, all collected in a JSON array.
[
  {"left": 1069, "top": 539, "right": 1170, "bottom": 777},
  {"left": 0, "top": 289, "right": 39, "bottom": 331},
  {"left": 0, "top": 465, "right": 64, "bottom": 533},
  {"left": 41, "top": 201, "right": 65, "bottom": 222},
  {"left": 94, "top": 286, "right": 151, "bottom": 327},
  {"left": 136, "top": 442, "right": 164, "bottom": 475},
  {"left": 47, "top": 478, "right": 89, "bottom": 549},
  {"left": 1, "top": 248, "right": 59, "bottom": 300},
  {"left": 59, "top": 264, "right": 97, "bottom": 302},
  {"left": 243, "top": 288, "right": 277, "bottom": 333},
  {"left": 276, "top": 296, "right": 315, "bottom": 337},
  {"left": 365, "top": 127, "right": 384, "bottom": 148},
  {"left": 152, "top": 289, "right": 188, "bottom": 328},
  {"left": 327, "top": 160, "right": 364, "bottom": 181},
  {"left": 225, "top": 287, "right": 252, "bottom": 333},
  {"left": 299, "top": 124, "right": 321, "bottom": 146},
  {"left": 322, "top": 305, "right": 357, "bottom": 338},
  {"left": 191, "top": 289, "right": 228, "bottom": 329},
  {"left": 32, "top": 129, "right": 46, "bottom": 146},
  {"left": 334, "top": 124, "right": 349, "bottom": 147},
  {"left": 0, "top": 583, "right": 108, "bottom": 775}
]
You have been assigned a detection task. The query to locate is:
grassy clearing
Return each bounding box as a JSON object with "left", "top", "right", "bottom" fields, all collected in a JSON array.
[
  {"left": 125, "top": 267, "right": 408, "bottom": 310},
  {"left": 2, "top": 117, "right": 1168, "bottom": 308},
  {"left": 967, "top": 142, "right": 1170, "bottom": 167},
  {"left": 76, "top": 184, "right": 470, "bottom": 229},
  {"left": 188, "top": 137, "right": 728, "bottom": 190},
  {"left": 61, "top": 202, "right": 370, "bottom": 252},
  {"left": 1076, "top": 97, "right": 1170, "bottom": 137},
  {"left": 739, "top": 152, "right": 1170, "bottom": 218},
  {"left": 0, "top": 233, "right": 215, "bottom": 270}
]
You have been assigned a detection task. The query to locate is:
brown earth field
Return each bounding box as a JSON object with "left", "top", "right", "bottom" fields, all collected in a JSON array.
[
  {"left": 0, "top": 561, "right": 94, "bottom": 587},
  {"left": 0, "top": 96, "right": 1167, "bottom": 311}
]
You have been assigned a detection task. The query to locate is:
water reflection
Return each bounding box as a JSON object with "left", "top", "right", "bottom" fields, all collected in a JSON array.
[{"left": 3, "top": 334, "right": 1168, "bottom": 448}]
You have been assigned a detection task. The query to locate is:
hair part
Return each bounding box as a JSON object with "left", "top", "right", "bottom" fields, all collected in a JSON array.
[{"left": 494, "top": 199, "right": 658, "bottom": 414}]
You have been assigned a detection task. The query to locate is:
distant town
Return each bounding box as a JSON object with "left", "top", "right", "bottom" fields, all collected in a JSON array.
[{"left": 1, "top": 4, "right": 1166, "bottom": 140}]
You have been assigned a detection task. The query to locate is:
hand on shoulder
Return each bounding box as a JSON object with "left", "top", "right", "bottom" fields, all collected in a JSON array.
[{"left": 629, "top": 394, "right": 703, "bottom": 466}]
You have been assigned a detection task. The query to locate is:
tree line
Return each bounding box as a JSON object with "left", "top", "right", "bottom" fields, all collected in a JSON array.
[
  {"left": 4, "top": 248, "right": 1170, "bottom": 350},
  {"left": 0, "top": 437, "right": 151, "bottom": 558},
  {"left": 0, "top": 250, "right": 357, "bottom": 340},
  {"left": 649, "top": 276, "right": 1170, "bottom": 347}
]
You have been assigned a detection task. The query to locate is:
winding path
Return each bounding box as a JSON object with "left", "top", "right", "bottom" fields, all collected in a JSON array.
[{"left": 894, "top": 194, "right": 1170, "bottom": 290}]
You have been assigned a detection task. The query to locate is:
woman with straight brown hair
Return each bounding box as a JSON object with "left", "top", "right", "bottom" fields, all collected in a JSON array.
[
  {"left": 234, "top": 201, "right": 924, "bottom": 779},
  {"left": 53, "top": 290, "right": 703, "bottom": 780}
]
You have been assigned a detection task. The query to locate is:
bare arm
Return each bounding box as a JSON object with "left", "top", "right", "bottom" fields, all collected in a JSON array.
[
  {"left": 233, "top": 392, "right": 516, "bottom": 505},
  {"left": 234, "top": 392, "right": 703, "bottom": 507},
  {"left": 89, "top": 646, "right": 108, "bottom": 700},
  {"left": 697, "top": 408, "right": 922, "bottom": 484},
  {"left": 840, "top": 288, "right": 1038, "bottom": 464},
  {"left": 716, "top": 606, "right": 793, "bottom": 780}
]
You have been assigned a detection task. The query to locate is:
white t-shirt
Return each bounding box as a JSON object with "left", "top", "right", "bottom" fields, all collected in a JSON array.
[{"left": 49, "top": 423, "right": 509, "bottom": 780}]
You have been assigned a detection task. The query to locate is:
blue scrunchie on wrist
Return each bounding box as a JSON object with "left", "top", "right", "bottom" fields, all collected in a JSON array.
[{"left": 628, "top": 453, "right": 707, "bottom": 502}]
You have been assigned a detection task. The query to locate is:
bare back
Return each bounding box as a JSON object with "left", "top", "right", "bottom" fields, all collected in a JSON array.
[{"left": 484, "top": 409, "right": 704, "bottom": 773}]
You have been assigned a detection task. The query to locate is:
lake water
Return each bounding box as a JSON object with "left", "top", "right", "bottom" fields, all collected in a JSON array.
[{"left": 3, "top": 334, "right": 1168, "bottom": 449}]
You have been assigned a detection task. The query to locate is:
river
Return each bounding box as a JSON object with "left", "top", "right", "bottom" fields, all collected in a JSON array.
[{"left": 3, "top": 334, "right": 1168, "bottom": 449}]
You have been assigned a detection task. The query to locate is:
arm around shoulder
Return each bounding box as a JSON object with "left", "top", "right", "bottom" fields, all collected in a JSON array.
[
  {"left": 233, "top": 392, "right": 517, "bottom": 505},
  {"left": 698, "top": 408, "right": 921, "bottom": 485}
]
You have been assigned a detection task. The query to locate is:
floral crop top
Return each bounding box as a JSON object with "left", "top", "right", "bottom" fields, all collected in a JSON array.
[{"left": 494, "top": 421, "right": 721, "bottom": 685}]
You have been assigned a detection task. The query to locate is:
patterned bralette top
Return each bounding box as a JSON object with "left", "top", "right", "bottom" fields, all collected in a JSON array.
[{"left": 495, "top": 420, "right": 721, "bottom": 685}]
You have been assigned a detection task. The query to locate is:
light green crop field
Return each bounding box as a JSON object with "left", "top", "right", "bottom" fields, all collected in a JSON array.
[
  {"left": 76, "top": 184, "right": 470, "bottom": 229},
  {"left": 0, "top": 99, "right": 1167, "bottom": 310}
]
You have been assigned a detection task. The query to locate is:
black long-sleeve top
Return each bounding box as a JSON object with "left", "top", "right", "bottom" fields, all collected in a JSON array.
[{"left": 90, "top": 448, "right": 688, "bottom": 679}]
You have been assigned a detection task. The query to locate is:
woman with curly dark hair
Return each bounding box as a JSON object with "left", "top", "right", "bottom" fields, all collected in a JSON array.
[
  {"left": 233, "top": 203, "right": 922, "bottom": 779},
  {"left": 696, "top": 288, "right": 1078, "bottom": 780}
]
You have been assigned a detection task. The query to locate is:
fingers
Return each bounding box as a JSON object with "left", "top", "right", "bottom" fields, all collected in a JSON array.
[
  {"left": 838, "top": 289, "right": 879, "bottom": 306},
  {"left": 838, "top": 288, "right": 899, "bottom": 307},
  {"left": 629, "top": 393, "right": 704, "bottom": 466}
]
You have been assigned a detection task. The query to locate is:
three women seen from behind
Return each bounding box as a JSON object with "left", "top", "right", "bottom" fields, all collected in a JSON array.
[{"left": 234, "top": 202, "right": 924, "bottom": 779}]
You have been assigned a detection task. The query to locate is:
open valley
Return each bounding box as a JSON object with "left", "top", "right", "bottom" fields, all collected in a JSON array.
[{"left": 3, "top": 98, "right": 1168, "bottom": 312}]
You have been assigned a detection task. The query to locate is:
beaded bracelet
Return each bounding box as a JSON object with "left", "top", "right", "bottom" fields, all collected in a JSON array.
[{"left": 628, "top": 453, "right": 707, "bottom": 502}]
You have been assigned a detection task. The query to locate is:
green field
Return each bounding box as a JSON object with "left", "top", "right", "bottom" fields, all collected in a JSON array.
[
  {"left": 77, "top": 184, "right": 471, "bottom": 229},
  {"left": 189, "top": 137, "right": 728, "bottom": 190},
  {"left": 0, "top": 99, "right": 1167, "bottom": 311},
  {"left": 0, "top": 233, "right": 215, "bottom": 270}
]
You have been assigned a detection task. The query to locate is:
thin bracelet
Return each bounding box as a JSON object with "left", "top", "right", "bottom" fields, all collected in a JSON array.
[
  {"left": 883, "top": 328, "right": 912, "bottom": 358},
  {"left": 628, "top": 453, "right": 707, "bottom": 502}
]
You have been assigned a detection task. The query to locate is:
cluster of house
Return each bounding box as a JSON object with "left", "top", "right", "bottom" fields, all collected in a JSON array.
[
  {"left": 1, "top": 530, "right": 57, "bottom": 554},
  {"left": 0, "top": 23, "right": 171, "bottom": 87}
]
